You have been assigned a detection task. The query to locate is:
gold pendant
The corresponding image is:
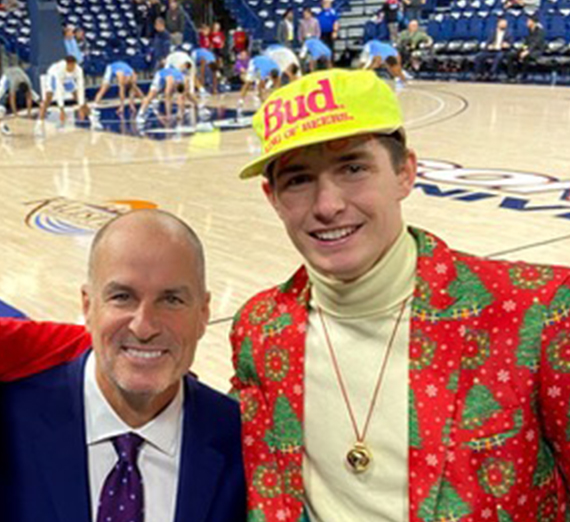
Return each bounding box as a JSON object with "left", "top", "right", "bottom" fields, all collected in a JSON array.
[{"left": 346, "top": 442, "right": 372, "bottom": 473}]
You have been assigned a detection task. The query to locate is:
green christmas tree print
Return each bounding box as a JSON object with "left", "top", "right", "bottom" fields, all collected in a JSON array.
[
  {"left": 248, "top": 509, "right": 267, "bottom": 522},
  {"left": 412, "top": 262, "right": 494, "bottom": 322},
  {"left": 264, "top": 395, "right": 303, "bottom": 452},
  {"left": 498, "top": 508, "right": 514, "bottom": 522},
  {"left": 533, "top": 437, "right": 556, "bottom": 487},
  {"left": 461, "top": 385, "right": 501, "bottom": 429},
  {"left": 235, "top": 337, "right": 260, "bottom": 385},
  {"left": 517, "top": 304, "right": 546, "bottom": 371},
  {"left": 409, "top": 389, "right": 422, "bottom": 449},
  {"left": 415, "top": 230, "right": 438, "bottom": 257},
  {"left": 418, "top": 479, "right": 472, "bottom": 522},
  {"left": 447, "top": 370, "right": 459, "bottom": 392}
]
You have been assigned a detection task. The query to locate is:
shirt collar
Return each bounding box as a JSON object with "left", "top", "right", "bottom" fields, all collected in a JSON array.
[
  {"left": 84, "top": 352, "right": 184, "bottom": 457},
  {"left": 307, "top": 226, "right": 417, "bottom": 318}
]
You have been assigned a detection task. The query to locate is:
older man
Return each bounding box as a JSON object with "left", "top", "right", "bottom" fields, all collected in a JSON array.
[{"left": 0, "top": 210, "right": 246, "bottom": 522}]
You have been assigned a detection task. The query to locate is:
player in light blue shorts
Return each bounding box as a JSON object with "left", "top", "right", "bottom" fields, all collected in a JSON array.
[
  {"left": 191, "top": 48, "right": 220, "bottom": 94},
  {"left": 359, "top": 40, "right": 406, "bottom": 82},
  {"left": 299, "top": 38, "right": 333, "bottom": 72},
  {"left": 93, "top": 61, "right": 144, "bottom": 116},
  {"left": 137, "top": 66, "right": 189, "bottom": 126},
  {"left": 239, "top": 55, "right": 281, "bottom": 105}
]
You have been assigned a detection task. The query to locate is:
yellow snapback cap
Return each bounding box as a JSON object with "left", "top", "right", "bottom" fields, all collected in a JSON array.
[{"left": 239, "top": 68, "right": 404, "bottom": 179}]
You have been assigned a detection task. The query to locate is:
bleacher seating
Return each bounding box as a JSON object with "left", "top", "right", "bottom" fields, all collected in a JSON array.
[{"left": 1, "top": 0, "right": 197, "bottom": 78}]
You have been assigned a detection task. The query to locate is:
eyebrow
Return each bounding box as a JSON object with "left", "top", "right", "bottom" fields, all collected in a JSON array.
[
  {"left": 102, "top": 283, "right": 193, "bottom": 298},
  {"left": 275, "top": 149, "right": 374, "bottom": 178}
]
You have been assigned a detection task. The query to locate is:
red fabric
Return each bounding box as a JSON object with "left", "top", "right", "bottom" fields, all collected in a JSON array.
[
  {"left": 198, "top": 32, "right": 210, "bottom": 49},
  {"left": 232, "top": 30, "right": 248, "bottom": 53},
  {"left": 0, "top": 319, "right": 90, "bottom": 381},
  {"left": 230, "top": 228, "right": 570, "bottom": 522},
  {"left": 210, "top": 31, "right": 225, "bottom": 50}
]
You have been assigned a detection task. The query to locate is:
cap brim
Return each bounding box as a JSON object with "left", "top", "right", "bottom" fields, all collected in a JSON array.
[{"left": 239, "top": 125, "right": 404, "bottom": 180}]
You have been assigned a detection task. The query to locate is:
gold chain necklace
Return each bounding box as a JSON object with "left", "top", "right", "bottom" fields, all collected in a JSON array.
[{"left": 317, "top": 298, "right": 409, "bottom": 474}]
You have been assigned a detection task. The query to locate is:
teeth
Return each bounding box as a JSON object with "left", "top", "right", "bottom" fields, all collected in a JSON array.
[
  {"left": 125, "top": 348, "right": 163, "bottom": 360},
  {"left": 314, "top": 227, "right": 357, "bottom": 241}
]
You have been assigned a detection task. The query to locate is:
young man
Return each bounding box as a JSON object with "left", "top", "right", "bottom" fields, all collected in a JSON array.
[
  {"left": 136, "top": 66, "right": 188, "bottom": 127},
  {"left": 3, "top": 70, "right": 570, "bottom": 522},
  {"left": 359, "top": 39, "right": 407, "bottom": 84},
  {"left": 232, "top": 69, "right": 570, "bottom": 521},
  {"left": 36, "top": 56, "right": 89, "bottom": 134},
  {"left": 191, "top": 47, "right": 219, "bottom": 95},
  {"left": 238, "top": 55, "right": 281, "bottom": 106},
  {"left": 0, "top": 210, "right": 246, "bottom": 522},
  {"left": 316, "top": 0, "right": 339, "bottom": 59},
  {"left": 0, "top": 66, "right": 40, "bottom": 135},
  {"left": 263, "top": 44, "right": 302, "bottom": 83},
  {"left": 299, "top": 37, "right": 333, "bottom": 71},
  {"left": 92, "top": 61, "right": 145, "bottom": 117},
  {"left": 165, "top": 50, "right": 201, "bottom": 102}
]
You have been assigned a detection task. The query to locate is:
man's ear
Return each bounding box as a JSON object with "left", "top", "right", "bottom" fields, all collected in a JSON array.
[
  {"left": 197, "top": 291, "right": 211, "bottom": 340},
  {"left": 81, "top": 284, "right": 92, "bottom": 332},
  {"left": 397, "top": 149, "right": 418, "bottom": 200},
  {"left": 262, "top": 178, "right": 283, "bottom": 217}
]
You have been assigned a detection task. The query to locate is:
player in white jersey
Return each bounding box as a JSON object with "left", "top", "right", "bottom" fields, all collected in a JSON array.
[
  {"left": 92, "top": 61, "right": 145, "bottom": 117},
  {"left": 263, "top": 44, "right": 301, "bottom": 82},
  {"left": 36, "top": 56, "right": 89, "bottom": 133}
]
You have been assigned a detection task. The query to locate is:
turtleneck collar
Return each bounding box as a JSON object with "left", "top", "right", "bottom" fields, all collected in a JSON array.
[{"left": 307, "top": 227, "right": 417, "bottom": 318}]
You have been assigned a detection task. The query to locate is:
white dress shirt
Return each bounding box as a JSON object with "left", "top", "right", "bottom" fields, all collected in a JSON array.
[{"left": 84, "top": 353, "right": 184, "bottom": 522}]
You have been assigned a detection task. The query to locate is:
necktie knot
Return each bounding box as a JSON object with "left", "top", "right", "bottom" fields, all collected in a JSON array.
[{"left": 112, "top": 432, "right": 144, "bottom": 464}]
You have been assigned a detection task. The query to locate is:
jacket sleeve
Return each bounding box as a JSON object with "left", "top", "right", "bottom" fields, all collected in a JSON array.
[
  {"left": 0, "top": 319, "right": 90, "bottom": 381},
  {"left": 538, "top": 275, "right": 570, "bottom": 483}
]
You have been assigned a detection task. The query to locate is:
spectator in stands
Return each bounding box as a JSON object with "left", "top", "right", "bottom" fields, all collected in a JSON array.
[
  {"left": 63, "top": 26, "right": 84, "bottom": 64},
  {"left": 317, "top": 0, "right": 339, "bottom": 61},
  {"left": 35, "top": 56, "right": 89, "bottom": 135},
  {"left": 506, "top": 16, "right": 545, "bottom": 81},
  {"left": 147, "top": 0, "right": 166, "bottom": 38},
  {"left": 474, "top": 18, "right": 512, "bottom": 81},
  {"left": 403, "top": 0, "right": 425, "bottom": 21},
  {"left": 149, "top": 17, "right": 171, "bottom": 70},
  {"left": 0, "top": 66, "right": 40, "bottom": 136},
  {"left": 234, "top": 50, "right": 250, "bottom": 79},
  {"left": 383, "top": 0, "right": 401, "bottom": 43},
  {"left": 198, "top": 24, "right": 211, "bottom": 48},
  {"left": 210, "top": 21, "right": 226, "bottom": 66},
  {"left": 298, "top": 7, "right": 321, "bottom": 43},
  {"left": 359, "top": 40, "right": 407, "bottom": 84},
  {"left": 277, "top": 8, "right": 295, "bottom": 48},
  {"left": 300, "top": 37, "right": 333, "bottom": 72},
  {"left": 397, "top": 20, "right": 432, "bottom": 71},
  {"left": 133, "top": 0, "right": 149, "bottom": 37},
  {"left": 166, "top": 0, "right": 186, "bottom": 46},
  {"left": 363, "top": 10, "right": 384, "bottom": 43},
  {"left": 74, "top": 28, "right": 91, "bottom": 60},
  {"left": 231, "top": 26, "right": 250, "bottom": 56}
]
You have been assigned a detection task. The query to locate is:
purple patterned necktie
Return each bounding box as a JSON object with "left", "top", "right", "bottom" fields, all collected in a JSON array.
[{"left": 96, "top": 432, "right": 145, "bottom": 522}]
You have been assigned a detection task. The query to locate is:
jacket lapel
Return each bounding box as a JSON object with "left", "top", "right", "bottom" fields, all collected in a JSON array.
[
  {"left": 174, "top": 378, "right": 225, "bottom": 522},
  {"left": 33, "top": 353, "right": 92, "bottom": 522},
  {"left": 408, "top": 229, "right": 494, "bottom": 521}
]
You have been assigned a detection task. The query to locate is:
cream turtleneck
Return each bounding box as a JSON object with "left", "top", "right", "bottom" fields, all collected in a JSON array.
[{"left": 303, "top": 227, "right": 417, "bottom": 522}]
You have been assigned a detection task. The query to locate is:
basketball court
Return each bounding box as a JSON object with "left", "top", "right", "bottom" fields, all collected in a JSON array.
[{"left": 1, "top": 80, "right": 569, "bottom": 390}]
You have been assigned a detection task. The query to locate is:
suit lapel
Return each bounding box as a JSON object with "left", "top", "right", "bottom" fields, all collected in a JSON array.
[
  {"left": 174, "top": 378, "right": 225, "bottom": 522},
  {"left": 34, "top": 353, "right": 92, "bottom": 522},
  {"left": 408, "top": 229, "right": 494, "bottom": 521}
]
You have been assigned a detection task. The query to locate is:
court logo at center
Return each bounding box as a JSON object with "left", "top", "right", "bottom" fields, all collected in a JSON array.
[{"left": 24, "top": 198, "right": 158, "bottom": 235}]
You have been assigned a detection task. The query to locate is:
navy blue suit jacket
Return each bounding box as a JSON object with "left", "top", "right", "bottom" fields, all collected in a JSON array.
[{"left": 0, "top": 352, "right": 247, "bottom": 522}]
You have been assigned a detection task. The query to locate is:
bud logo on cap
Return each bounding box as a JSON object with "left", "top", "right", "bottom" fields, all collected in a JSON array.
[
  {"left": 239, "top": 69, "right": 404, "bottom": 179},
  {"left": 263, "top": 79, "right": 341, "bottom": 140}
]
